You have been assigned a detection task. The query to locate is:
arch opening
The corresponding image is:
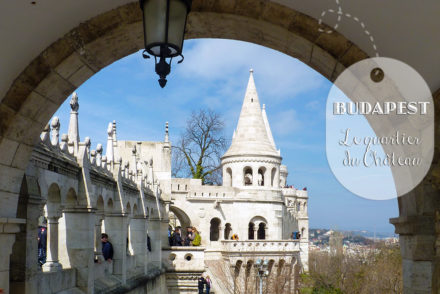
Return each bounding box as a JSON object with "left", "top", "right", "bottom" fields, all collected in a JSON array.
[{"left": 210, "top": 217, "right": 221, "bottom": 241}]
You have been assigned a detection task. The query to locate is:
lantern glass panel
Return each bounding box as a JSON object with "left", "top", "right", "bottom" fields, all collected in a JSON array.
[
  {"left": 143, "top": 0, "right": 167, "bottom": 56},
  {"left": 167, "top": 0, "right": 188, "bottom": 56}
]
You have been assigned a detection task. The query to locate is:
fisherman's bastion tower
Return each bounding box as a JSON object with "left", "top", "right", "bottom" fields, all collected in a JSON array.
[{"left": 8, "top": 70, "right": 308, "bottom": 294}]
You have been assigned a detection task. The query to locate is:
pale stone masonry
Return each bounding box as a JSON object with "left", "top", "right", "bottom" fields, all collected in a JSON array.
[{"left": 8, "top": 71, "right": 309, "bottom": 293}]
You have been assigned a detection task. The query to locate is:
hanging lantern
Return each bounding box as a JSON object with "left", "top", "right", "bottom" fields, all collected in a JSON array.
[{"left": 140, "top": 0, "right": 192, "bottom": 88}]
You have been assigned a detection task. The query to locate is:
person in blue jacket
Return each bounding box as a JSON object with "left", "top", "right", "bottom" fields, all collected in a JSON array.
[{"left": 101, "top": 233, "right": 114, "bottom": 262}]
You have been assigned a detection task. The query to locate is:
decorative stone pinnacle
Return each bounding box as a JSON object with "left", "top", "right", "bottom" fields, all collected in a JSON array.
[
  {"left": 165, "top": 121, "right": 169, "bottom": 143},
  {"left": 250, "top": 68, "right": 254, "bottom": 73},
  {"left": 84, "top": 137, "right": 91, "bottom": 148},
  {"left": 96, "top": 144, "right": 103, "bottom": 154},
  {"left": 50, "top": 117, "right": 60, "bottom": 146},
  {"left": 132, "top": 145, "right": 137, "bottom": 155},
  {"left": 262, "top": 104, "right": 265, "bottom": 110},
  {"left": 70, "top": 92, "right": 79, "bottom": 112},
  {"left": 51, "top": 116, "right": 60, "bottom": 129},
  {"left": 107, "top": 122, "right": 113, "bottom": 136}
]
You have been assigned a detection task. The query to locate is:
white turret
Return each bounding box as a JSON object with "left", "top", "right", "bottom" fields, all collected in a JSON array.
[{"left": 221, "top": 70, "right": 282, "bottom": 189}]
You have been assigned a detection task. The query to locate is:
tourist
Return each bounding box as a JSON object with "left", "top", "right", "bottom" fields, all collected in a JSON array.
[
  {"left": 184, "top": 227, "right": 194, "bottom": 246},
  {"left": 192, "top": 227, "right": 202, "bottom": 246},
  {"left": 37, "top": 220, "right": 47, "bottom": 266},
  {"left": 172, "top": 228, "right": 183, "bottom": 246},
  {"left": 205, "top": 275, "right": 212, "bottom": 294},
  {"left": 197, "top": 275, "right": 206, "bottom": 294},
  {"left": 101, "top": 233, "right": 114, "bottom": 262},
  {"left": 231, "top": 234, "right": 239, "bottom": 240}
]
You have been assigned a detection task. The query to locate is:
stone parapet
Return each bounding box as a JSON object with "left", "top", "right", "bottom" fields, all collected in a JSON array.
[
  {"left": 221, "top": 240, "right": 300, "bottom": 254},
  {"left": 163, "top": 246, "right": 206, "bottom": 272}
]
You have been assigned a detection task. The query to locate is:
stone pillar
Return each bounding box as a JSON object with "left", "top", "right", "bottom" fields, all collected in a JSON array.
[
  {"left": 60, "top": 208, "right": 95, "bottom": 293},
  {"left": 104, "top": 213, "right": 128, "bottom": 283},
  {"left": 0, "top": 220, "right": 23, "bottom": 294},
  {"left": 390, "top": 215, "right": 436, "bottom": 294},
  {"left": 274, "top": 167, "right": 280, "bottom": 188},
  {"left": 42, "top": 216, "right": 62, "bottom": 272},
  {"left": 94, "top": 214, "right": 104, "bottom": 261},
  {"left": 148, "top": 217, "right": 162, "bottom": 270},
  {"left": 130, "top": 216, "right": 147, "bottom": 272},
  {"left": 252, "top": 166, "right": 258, "bottom": 187},
  {"left": 264, "top": 167, "right": 271, "bottom": 188},
  {"left": 24, "top": 198, "right": 45, "bottom": 294}
]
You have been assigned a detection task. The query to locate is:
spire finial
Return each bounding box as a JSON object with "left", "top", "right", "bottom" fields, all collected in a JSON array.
[
  {"left": 262, "top": 104, "right": 265, "bottom": 110},
  {"left": 250, "top": 68, "right": 254, "bottom": 73},
  {"left": 165, "top": 121, "right": 169, "bottom": 143},
  {"left": 70, "top": 92, "right": 79, "bottom": 112}
]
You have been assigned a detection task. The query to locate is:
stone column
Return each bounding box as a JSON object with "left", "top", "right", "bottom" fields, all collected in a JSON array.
[
  {"left": 104, "top": 213, "right": 128, "bottom": 283},
  {"left": 147, "top": 217, "right": 162, "bottom": 270},
  {"left": 264, "top": 167, "right": 271, "bottom": 188},
  {"left": 42, "top": 216, "right": 62, "bottom": 272},
  {"left": 274, "top": 167, "right": 280, "bottom": 188},
  {"left": 60, "top": 208, "right": 95, "bottom": 293},
  {"left": 252, "top": 166, "right": 258, "bottom": 187},
  {"left": 390, "top": 214, "right": 436, "bottom": 294},
  {"left": 0, "top": 220, "right": 23, "bottom": 294},
  {"left": 24, "top": 197, "right": 45, "bottom": 294},
  {"left": 130, "top": 216, "right": 147, "bottom": 272},
  {"left": 94, "top": 214, "right": 104, "bottom": 261}
]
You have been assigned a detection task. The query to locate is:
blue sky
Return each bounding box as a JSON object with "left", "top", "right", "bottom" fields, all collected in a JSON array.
[{"left": 53, "top": 39, "right": 398, "bottom": 234}]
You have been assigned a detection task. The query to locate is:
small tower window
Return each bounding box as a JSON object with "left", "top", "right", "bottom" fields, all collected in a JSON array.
[{"left": 244, "top": 167, "right": 253, "bottom": 186}]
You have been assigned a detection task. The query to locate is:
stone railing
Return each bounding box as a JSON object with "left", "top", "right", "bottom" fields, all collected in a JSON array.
[
  {"left": 281, "top": 188, "right": 308, "bottom": 197},
  {"left": 162, "top": 246, "right": 206, "bottom": 272},
  {"left": 187, "top": 186, "right": 235, "bottom": 200},
  {"left": 221, "top": 240, "right": 300, "bottom": 253}
]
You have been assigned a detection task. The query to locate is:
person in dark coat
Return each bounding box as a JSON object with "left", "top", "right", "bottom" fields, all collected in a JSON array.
[
  {"left": 101, "top": 233, "right": 114, "bottom": 262},
  {"left": 37, "top": 224, "right": 47, "bottom": 265},
  {"left": 198, "top": 275, "right": 206, "bottom": 294},
  {"left": 172, "top": 228, "right": 183, "bottom": 246}
]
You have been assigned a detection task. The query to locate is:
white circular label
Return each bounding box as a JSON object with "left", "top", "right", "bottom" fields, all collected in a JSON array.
[{"left": 326, "top": 57, "right": 434, "bottom": 200}]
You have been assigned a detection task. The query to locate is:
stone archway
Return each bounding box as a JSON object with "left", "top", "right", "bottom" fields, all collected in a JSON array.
[{"left": 0, "top": 1, "right": 438, "bottom": 293}]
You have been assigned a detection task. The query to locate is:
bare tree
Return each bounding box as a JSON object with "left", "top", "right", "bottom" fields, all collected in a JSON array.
[{"left": 172, "top": 109, "right": 227, "bottom": 184}]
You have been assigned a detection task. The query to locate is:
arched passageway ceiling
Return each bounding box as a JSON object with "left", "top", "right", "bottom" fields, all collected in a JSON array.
[{"left": 1, "top": 0, "right": 440, "bottom": 103}]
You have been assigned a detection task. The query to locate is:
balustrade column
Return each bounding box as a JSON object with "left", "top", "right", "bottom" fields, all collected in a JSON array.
[{"left": 42, "top": 216, "right": 62, "bottom": 272}]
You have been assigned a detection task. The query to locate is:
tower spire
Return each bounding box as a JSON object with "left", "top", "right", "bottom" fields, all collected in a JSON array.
[{"left": 222, "top": 70, "right": 279, "bottom": 159}]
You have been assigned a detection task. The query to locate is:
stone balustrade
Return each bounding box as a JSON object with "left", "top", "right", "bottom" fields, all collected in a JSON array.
[
  {"left": 162, "top": 247, "right": 206, "bottom": 272},
  {"left": 281, "top": 188, "right": 308, "bottom": 197},
  {"left": 221, "top": 240, "right": 300, "bottom": 253}
]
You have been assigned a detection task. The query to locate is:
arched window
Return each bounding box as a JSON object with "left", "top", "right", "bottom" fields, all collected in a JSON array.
[
  {"left": 258, "top": 167, "right": 265, "bottom": 186},
  {"left": 297, "top": 202, "right": 301, "bottom": 212},
  {"left": 210, "top": 218, "right": 221, "bottom": 241},
  {"left": 224, "top": 223, "right": 232, "bottom": 240},
  {"left": 243, "top": 167, "right": 253, "bottom": 186},
  {"left": 257, "top": 223, "right": 266, "bottom": 240},
  {"left": 301, "top": 227, "right": 305, "bottom": 239},
  {"left": 248, "top": 222, "right": 255, "bottom": 240}
]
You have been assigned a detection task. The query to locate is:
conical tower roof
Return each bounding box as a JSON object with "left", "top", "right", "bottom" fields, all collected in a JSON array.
[{"left": 222, "top": 70, "right": 280, "bottom": 159}]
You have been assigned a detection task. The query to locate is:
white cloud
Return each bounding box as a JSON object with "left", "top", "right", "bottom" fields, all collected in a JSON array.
[{"left": 178, "top": 39, "right": 327, "bottom": 102}]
